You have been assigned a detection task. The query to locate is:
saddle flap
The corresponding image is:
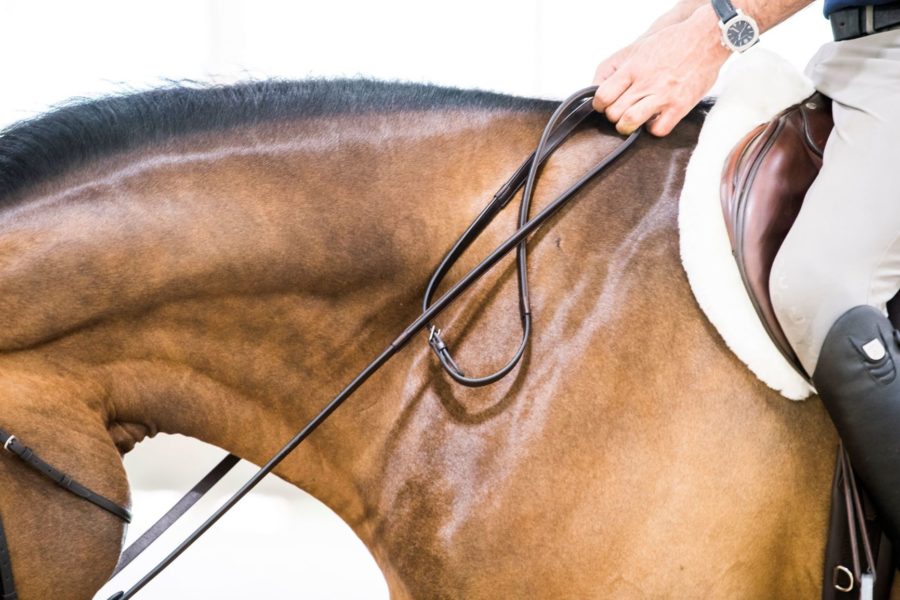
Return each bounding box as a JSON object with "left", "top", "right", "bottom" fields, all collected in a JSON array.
[{"left": 719, "top": 92, "right": 833, "bottom": 380}]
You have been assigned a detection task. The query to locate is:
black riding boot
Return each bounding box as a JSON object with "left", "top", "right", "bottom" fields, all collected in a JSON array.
[{"left": 812, "top": 304, "right": 900, "bottom": 543}]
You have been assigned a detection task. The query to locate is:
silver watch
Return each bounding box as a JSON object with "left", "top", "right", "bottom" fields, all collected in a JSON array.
[{"left": 712, "top": 0, "right": 760, "bottom": 53}]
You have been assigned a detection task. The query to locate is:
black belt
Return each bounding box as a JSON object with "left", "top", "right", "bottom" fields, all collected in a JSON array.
[{"left": 830, "top": 2, "right": 900, "bottom": 41}]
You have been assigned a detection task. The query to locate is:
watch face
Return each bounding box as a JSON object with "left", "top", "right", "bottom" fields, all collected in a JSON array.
[{"left": 727, "top": 18, "right": 756, "bottom": 48}]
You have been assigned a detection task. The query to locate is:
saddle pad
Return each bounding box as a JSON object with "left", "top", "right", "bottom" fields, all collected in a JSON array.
[{"left": 678, "top": 49, "right": 816, "bottom": 401}]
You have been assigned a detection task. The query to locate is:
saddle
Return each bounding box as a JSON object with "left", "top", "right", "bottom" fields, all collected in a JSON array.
[
  {"left": 721, "top": 92, "right": 900, "bottom": 383},
  {"left": 719, "top": 92, "right": 897, "bottom": 599},
  {"left": 720, "top": 92, "right": 830, "bottom": 381}
]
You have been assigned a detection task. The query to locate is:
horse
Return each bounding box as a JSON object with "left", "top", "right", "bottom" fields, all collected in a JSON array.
[{"left": 0, "top": 78, "right": 843, "bottom": 599}]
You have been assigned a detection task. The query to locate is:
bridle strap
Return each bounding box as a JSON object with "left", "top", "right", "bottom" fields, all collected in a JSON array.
[
  {"left": 105, "top": 86, "right": 641, "bottom": 599},
  {"left": 0, "top": 428, "right": 131, "bottom": 523},
  {"left": 0, "top": 432, "right": 236, "bottom": 598},
  {"left": 0, "top": 427, "right": 132, "bottom": 599},
  {"left": 0, "top": 515, "right": 16, "bottom": 600},
  {"left": 423, "top": 95, "right": 598, "bottom": 386}
]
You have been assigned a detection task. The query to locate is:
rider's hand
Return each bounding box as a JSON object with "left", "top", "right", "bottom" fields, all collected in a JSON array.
[{"left": 592, "top": 4, "right": 731, "bottom": 137}]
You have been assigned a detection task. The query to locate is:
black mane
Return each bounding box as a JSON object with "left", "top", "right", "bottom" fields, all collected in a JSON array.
[{"left": 0, "top": 78, "right": 559, "bottom": 202}]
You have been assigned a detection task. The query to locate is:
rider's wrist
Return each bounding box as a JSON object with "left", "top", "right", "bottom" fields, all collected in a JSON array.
[
  {"left": 691, "top": 4, "right": 736, "bottom": 62},
  {"left": 708, "top": 0, "right": 762, "bottom": 53}
]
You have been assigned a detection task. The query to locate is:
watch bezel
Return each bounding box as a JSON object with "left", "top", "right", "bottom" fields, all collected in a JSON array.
[{"left": 718, "top": 9, "right": 760, "bottom": 53}]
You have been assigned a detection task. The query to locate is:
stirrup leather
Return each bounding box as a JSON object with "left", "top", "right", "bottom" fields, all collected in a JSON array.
[{"left": 812, "top": 304, "right": 900, "bottom": 547}]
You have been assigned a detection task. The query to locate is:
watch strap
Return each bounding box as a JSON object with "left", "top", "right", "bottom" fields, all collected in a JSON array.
[{"left": 711, "top": 0, "right": 738, "bottom": 23}]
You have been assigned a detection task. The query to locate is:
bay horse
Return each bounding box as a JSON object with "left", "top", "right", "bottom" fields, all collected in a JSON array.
[{"left": 0, "top": 79, "right": 842, "bottom": 598}]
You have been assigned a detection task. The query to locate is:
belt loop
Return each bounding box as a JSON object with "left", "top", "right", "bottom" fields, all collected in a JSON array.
[{"left": 865, "top": 5, "right": 875, "bottom": 34}]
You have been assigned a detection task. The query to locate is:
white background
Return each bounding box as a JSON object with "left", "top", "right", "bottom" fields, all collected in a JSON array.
[{"left": 0, "top": 1, "right": 830, "bottom": 598}]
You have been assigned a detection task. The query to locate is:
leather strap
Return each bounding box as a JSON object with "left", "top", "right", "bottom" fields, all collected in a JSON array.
[
  {"left": 423, "top": 94, "right": 596, "bottom": 387},
  {"left": 0, "top": 515, "right": 16, "bottom": 600},
  {"left": 0, "top": 426, "right": 132, "bottom": 600},
  {"left": 823, "top": 443, "right": 895, "bottom": 600},
  {"left": 841, "top": 446, "right": 875, "bottom": 586},
  {"left": 111, "top": 453, "right": 240, "bottom": 577},
  {"left": 830, "top": 3, "right": 900, "bottom": 41},
  {"left": 711, "top": 0, "right": 738, "bottom": 23},
  {"left": 0, "top": 428, "right": 131, "bottom": 523}
]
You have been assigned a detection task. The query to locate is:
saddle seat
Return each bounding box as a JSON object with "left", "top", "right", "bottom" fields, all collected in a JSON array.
[{"left": 719, "top": 92, "right": 900, "bottom": 382}]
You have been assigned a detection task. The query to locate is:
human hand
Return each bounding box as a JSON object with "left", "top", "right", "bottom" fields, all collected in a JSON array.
[{"left": 592, "top": 4, "right": 731, "bottom": 137}]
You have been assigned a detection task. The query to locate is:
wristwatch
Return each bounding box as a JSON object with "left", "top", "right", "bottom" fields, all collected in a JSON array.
[{"left": 711, "top": 0, "right": 760, "bottom": 53}]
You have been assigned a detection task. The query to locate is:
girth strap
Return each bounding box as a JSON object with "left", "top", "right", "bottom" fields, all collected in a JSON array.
[
  {"left": 0, "top": 515, "right": 16, "bottom": 600},
  {"left": 0, "top": 428, "right": 131, "bottom": 523}
]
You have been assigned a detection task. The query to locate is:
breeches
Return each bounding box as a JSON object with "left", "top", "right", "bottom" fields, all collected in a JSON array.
[{"left": 769, "top": 28, "right": 900, "bottom": 378}]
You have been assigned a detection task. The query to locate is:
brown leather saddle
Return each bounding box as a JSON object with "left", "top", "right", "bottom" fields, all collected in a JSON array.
[
  {"left": 719, "top": 93, "right": 897, "bottom": 599},
  {"left": 720, "top": 92, "right": 900, "bottom": 383},
  {"left": 721, "top": 92, "right": 829, "bottom": 381}
]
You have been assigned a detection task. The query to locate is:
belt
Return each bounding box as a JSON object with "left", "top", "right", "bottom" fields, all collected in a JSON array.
[{"left": 830, "top": 3, "right": 900, "bottom": 41}]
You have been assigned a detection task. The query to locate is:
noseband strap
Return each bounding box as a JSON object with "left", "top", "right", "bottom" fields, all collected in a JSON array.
[
  {"left": 0, "top": 427, "right": 131, "bottom": 599},
  {"left": 0, "top": 429, "right": 131, "bottom": 522}
]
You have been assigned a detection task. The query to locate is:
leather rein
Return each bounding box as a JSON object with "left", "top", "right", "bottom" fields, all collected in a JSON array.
[{"left": 0, "top": 86, "right": 641, "bottom": 599}]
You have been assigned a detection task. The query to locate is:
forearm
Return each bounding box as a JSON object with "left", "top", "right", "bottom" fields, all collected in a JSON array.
[
  {"left": 642, "top": 0, "right": 815, "bottom": 38},
  {"left": 731, "top": 0, "right": 816, "bottom": 32}
]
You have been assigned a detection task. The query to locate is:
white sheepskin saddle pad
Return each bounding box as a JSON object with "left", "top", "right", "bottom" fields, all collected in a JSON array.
[{"left": 678, "top": 49, "right": 818, "bottom": 401}]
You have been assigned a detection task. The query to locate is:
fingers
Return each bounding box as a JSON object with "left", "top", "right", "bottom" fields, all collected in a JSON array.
[
  {"left": 614, "top": 95, "right": 664, "bottom": 135},
  {"left": 604, "top": 88, "right": 647, "bottom": 124},
  {"left": 604, "top": 94, "right": 690, "bottom": 137},
  {"left": 592, "top": 68, "right": 631, "bottom": 114},
  {"left": 645, "top": 104, "right": 691, "bottom": 137}
]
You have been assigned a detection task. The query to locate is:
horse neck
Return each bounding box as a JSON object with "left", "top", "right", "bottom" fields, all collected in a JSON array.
[
  {"left": 6, "top": 102, "right": 834, "bottom": 598},
  {"left": 0, "top": 106, "right": 577, "bottom": 516},
  {"left": 2, "top": 103, "right": 736, "bottom": 597}
]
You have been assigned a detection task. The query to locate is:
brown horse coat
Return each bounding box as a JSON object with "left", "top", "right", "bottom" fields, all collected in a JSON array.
[{"left": 0, "top": 80, "right": 838, "bottom": 598}]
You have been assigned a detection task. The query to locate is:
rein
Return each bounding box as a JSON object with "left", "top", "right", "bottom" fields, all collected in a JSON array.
[
  {"left": 423, "top": 90, "right": 608, "bottom": 386},
  {"left": 0, "top": 85, "right": 642, "bottom": 598}
]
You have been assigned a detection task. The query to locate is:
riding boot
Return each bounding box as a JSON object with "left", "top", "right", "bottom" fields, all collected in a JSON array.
[{"left": 812, "top": 304, "right": 900, "bottom": 543}]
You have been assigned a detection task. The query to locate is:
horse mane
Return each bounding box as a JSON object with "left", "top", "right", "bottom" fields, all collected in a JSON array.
[
  {"left": 0, "top": 77, "right": 714, "bottom": 203},
  {"left": 0, "top": 78, "right": 559, "bottom": 203}
]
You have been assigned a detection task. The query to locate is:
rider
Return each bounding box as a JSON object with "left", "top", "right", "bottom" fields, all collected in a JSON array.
[{"left": 593, "top": 0, "right": 900, "bottom": 544}]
